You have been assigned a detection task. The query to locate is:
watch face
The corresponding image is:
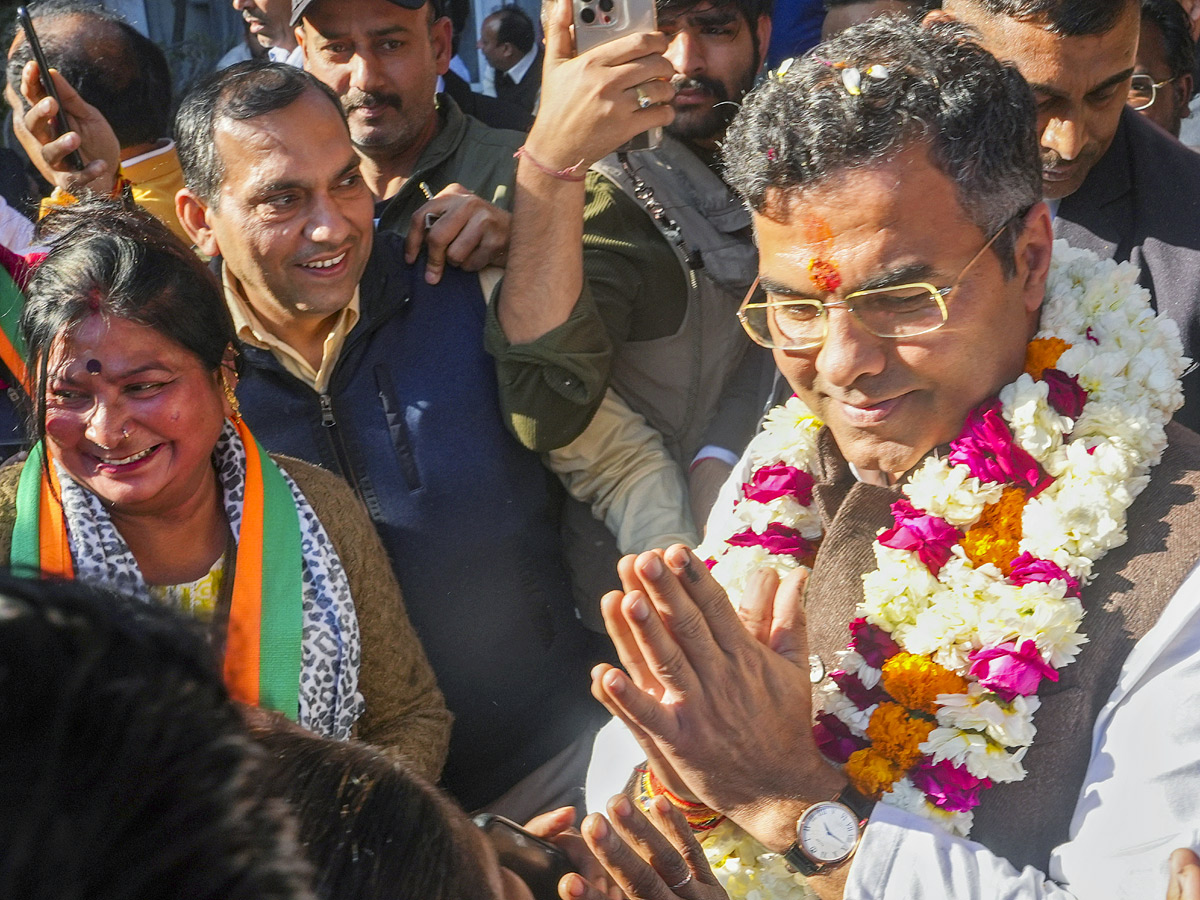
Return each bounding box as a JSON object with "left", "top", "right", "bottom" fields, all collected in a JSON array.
[{"left": 798, "top": 802, "right": 859, "bottom": 863}]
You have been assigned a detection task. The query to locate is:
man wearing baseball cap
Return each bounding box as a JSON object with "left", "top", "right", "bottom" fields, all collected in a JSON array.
[{"left": 293, "top": 0, "right": 523, "bottom": 285}]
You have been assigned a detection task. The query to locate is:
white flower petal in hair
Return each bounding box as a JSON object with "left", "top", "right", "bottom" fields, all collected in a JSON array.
[{"left": 841, "top": 66, "right": 863, "bottom": 95}]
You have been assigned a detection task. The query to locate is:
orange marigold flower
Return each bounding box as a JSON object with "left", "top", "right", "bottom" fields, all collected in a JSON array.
[
  {"left": 845, "top": 747, "right": 903, "bottom": 800},
  {"left": 962, "top": 486, "right": 1026, "bottom": 574},
  {"left": 881, "top": 652, "right": 969, "bottom": 714},
  {"left": 1024, "top": 337, "right": 1071, "bottom": 380},
  {"left": 866, "top": 702, "right": 937, "bottom": 770}
]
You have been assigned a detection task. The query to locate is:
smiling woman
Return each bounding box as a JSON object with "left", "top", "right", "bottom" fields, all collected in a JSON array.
[{"left": 0, "top": 200, "right": 450, "bottom": 778}]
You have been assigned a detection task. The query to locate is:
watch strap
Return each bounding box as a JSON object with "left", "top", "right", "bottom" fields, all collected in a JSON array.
[
  {"left": 782, "top": 843, "right": 823, "bottom": 875},
  {"left": 834, "top": 783, "right": 875, "bottom": 824}
]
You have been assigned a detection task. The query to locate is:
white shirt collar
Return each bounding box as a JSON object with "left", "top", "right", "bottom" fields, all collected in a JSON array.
[{"left": 505, "top": 44, "right": 539, "bottom": 84}]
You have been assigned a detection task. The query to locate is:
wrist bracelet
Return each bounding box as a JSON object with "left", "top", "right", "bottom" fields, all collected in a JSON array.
[
  {"left": 513, "top": 145, "right": 587, "bottom": 182},
  {"left": 638, "top": 766, "right": 726, "bottom": 832}
]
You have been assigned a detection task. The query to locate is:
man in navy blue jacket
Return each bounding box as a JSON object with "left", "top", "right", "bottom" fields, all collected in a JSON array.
[{"left": 174, "top": 61, "right": 609, "bottom": 818}]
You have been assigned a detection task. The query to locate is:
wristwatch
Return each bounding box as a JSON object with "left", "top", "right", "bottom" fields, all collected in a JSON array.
[{"left": 782, "top": 784, "right": 874, "bottom": 876}]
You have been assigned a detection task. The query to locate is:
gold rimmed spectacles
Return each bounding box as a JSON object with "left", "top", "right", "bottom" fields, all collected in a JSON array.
[
  {"left": 1127, "top": 73, "right": 1173, "bottom": 111},
  {"left": 737, "top": 222, "right": 1010, "bottom": 351}
]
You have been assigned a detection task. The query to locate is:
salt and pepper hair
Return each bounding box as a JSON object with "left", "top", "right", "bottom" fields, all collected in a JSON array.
[
  {"left": 945, "top": 0, "right": 1134, "bottom": 35},
  {"left": 175, "top": 61, "right": 346, "bottom": 208},
  {"left": 723, "top": 17, "right": 1041, "bottom": 275},
  {"left": 20, "top": 200, "right": 237, "bottom": 447}
]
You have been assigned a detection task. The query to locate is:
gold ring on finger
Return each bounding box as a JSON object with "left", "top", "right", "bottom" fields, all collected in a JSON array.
[{"left": 635, "top": 85, "right": 653, "bottom": 109}]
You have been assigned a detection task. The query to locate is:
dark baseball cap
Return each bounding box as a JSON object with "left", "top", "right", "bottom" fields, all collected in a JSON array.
[{"left": 291, "top": 0, "right": 436, "bottom": 26}]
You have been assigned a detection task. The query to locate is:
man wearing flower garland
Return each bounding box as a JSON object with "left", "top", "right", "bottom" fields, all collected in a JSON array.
[{"left": 584, "top": 17, "right": 1200, "bottom": 900}]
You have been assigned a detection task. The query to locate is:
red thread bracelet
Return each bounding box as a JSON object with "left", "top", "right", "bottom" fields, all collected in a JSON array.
[{"left": 514, "top": 145, "right": 587, "bottom": 182}]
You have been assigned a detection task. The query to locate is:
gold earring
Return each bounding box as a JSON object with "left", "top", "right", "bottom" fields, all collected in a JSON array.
[{"left": 222, "top": 372, "right": 241, "bottom": 421}]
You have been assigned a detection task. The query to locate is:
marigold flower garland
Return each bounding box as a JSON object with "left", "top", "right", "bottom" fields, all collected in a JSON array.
[{"left": 692, "top": 243, "right": 1185, "bottom": 895}]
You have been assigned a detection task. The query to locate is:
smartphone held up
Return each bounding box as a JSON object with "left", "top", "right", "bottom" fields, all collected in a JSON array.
[{"left": 572, "top": 0, "right": 663, "bottom": 151}]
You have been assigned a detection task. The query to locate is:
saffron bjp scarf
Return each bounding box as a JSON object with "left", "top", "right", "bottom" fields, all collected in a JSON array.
[
  {"left": 0, "top": 253, "right": 28, "bottom": 390},
  {"left": 10, "top": 418, "right": 364, "bottom": 738}
]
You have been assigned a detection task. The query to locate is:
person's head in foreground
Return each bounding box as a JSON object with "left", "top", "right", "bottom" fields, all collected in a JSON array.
[
  {"left": 822, "top": 0, "right": 935, "bottom": 40},
  {"left": 253, "top": 723, "right": 525, "bottom": 900},
  {"left": 724, "top": 16, "right": 1051, "bottom": 484},
  {"left": 0, "top": 573, "right": 312, "bottom": 900},
  {"left": 20, "top": 200, "right": 239, "bottom": 520},
  {"left": 175, "top": 61, "right": 374, "bottom": 332},
  {"left": 937, "top": 0, "right": 1140, "bottom": 199},
  {"left": 253, "top": 719, "right": 727, "bottom": 900},
  {"left": 1131, "top": 0, "right": 1195, "bottom": 137}
]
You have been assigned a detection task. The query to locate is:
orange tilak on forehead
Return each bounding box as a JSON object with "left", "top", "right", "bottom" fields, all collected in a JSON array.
[{"left": 800, "top": 215, "right": 842, "bottom": 293}]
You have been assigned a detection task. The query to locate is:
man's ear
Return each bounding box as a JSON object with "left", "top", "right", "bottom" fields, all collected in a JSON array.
[
  {"left": 1014, "top": 201, "right": 1054, "bottom": 315},
  {"left": 755, "top": 14, "right": 772, "bottom": 73},
  {"left": 922, "top": 7, "right": 955, "bottom": 27},
  {"left": 175, "top": 187, "right": 221, "bottom": 259},
  {"left": 1177, "top": 75, "right": 1194, "bottom": 119},
  {"left": 431, "top": 16, "right": 453, "bottom": 75}
]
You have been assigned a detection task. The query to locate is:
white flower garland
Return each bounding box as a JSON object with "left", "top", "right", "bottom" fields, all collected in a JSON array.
[{"left": 695, "top": 242, "right": 1185, "bottom": 896}]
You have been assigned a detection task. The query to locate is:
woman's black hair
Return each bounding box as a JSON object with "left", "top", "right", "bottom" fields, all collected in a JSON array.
[{"left": 20, "top": 199, "right": 238, "bottom": 448}]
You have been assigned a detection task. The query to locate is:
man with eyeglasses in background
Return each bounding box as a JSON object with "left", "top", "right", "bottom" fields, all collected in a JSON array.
[
  {"left": 938, "top": 0, "right": 1200, "bottom": 431},
  {"left": 1129, "top": 0, "right": 1195, "bottom": 139}
]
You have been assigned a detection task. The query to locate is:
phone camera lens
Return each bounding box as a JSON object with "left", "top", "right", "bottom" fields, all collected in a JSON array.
[
  {"left": 580, "top": 7, "right": 596, "bottom": 22},
  {"left": 598, "top": 0, "right": 614, "bottom": 11}
]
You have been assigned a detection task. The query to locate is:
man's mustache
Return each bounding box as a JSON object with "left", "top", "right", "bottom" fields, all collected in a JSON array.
[
  {"left": 671, "top": 75, "right": 729, "bottom": 102},
  {"left": 343, "top": 89, "right": 404, "bottom": 113}
]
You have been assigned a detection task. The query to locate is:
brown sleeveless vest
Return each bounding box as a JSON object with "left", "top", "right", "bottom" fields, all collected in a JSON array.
[{"left": 803, "top": 422, "right": 1200, "bottom": 872}]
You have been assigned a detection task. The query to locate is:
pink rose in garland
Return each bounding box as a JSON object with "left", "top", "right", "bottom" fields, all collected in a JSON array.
[
  {"left": 967, "top": 639, "right": 1059, "bottom": 701},
  {"left": 849, "top": 617, "right": 902, "bottom": 668},
  {"left": 727, "top": 522, "right": 817, "bottom": 563},
  {"left": 742, "top": 463, "right": 816, "bottom": 505},
  {"left": 948, "top": 401, "right": 1053, "bottom": 496},
  {"left": 814, "top": 711, "right": 869, "bottom": 764},
  {"left": 878, "top": 498, "right": 960, "bottom": 575},
  {"left": 1008, "top": 552, "right": 1081, "bottom": 598},
  {"left": 1041, "top": 368, "right": 1088, "bottom": 419},
  {"left": 911, "top": 758, "right": 993, "bottom": 812}
]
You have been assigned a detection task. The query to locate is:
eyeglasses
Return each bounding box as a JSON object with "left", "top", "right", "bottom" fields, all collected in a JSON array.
[
  {"left": 737, "top": 222, "right": 1010, "bottom": 351},
  {"left": 1128, "top": 73, "right": 1173, "bottom": 110}
]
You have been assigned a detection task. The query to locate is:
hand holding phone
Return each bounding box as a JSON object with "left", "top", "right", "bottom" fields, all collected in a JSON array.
[
  {"left": 521, "top": 0, "right": 673, "bottom": 173},
  {"left": 16, "top": 7, "right": 84, "bottom": 171},
  {"left": 474, "top": 814, "right": 575, "bottom": 900},
  {"left": 573, "top": 0, "right": 663, "bottom": 151}
]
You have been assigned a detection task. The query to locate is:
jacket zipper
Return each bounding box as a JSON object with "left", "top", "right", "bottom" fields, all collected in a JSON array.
[{"left": 318, "top": 392, "right": 359, "bottom": 495}]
